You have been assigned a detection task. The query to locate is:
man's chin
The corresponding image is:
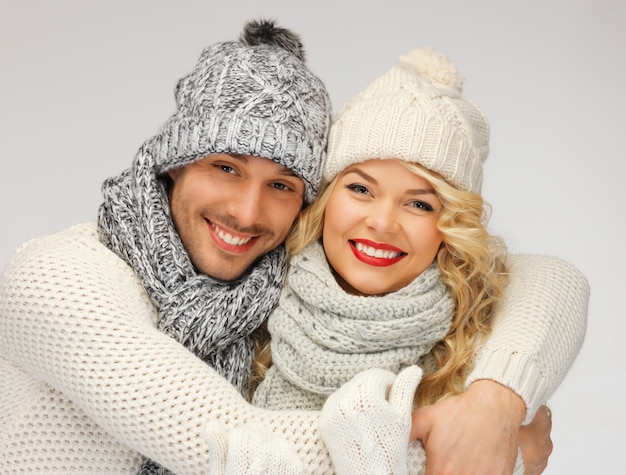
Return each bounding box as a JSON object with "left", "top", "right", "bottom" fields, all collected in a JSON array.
[
  {"left": 192, "top": 243, "right": 285, "bottom": 282},
  {"left": 193, "top": 255, "right": 257, "bottom": 282}
]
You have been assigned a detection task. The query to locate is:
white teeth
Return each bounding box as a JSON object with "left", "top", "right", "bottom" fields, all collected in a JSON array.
[
  {"left": 355, "top": 242, "right": 402, "bottom": 259},
  {"left": 213, "top": 224, "right": 252, "bottom": 246}
]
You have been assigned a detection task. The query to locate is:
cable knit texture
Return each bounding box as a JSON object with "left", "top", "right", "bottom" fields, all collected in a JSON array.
[
  {"left": 0, "top": 224, "right": 589, "bottom": 473},
  {"left": 147, "top": 19, "right": 332, "bottom": 204},
  {"left": 253, "top": 241, "right": 454, "bottom": 410},
  {"left": 320, "top": 366, "right": 424, "bottom": 475}
]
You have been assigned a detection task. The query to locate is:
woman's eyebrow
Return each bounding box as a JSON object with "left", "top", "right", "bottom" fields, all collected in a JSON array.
[
  {"left": 346, "top": 168, "right": 436, "bottom": 195},
  {"left": 406, "top": 188, "right": 437, "bottom": 196},
  {"left": 344, "top": 168, "right": 377, "bottom": 184}
]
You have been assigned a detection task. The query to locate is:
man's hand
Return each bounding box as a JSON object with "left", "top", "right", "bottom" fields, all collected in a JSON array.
[
  {"left": 519, "top": 405, "right": 553, "bottom": 475},
  {"left": 410, "top": 379, "right": 526, "bottom": 475}
]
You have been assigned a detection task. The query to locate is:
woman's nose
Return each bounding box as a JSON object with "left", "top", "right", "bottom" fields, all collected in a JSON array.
[{"left": 364, "top": 200, "right": 399, "bottom": 234}]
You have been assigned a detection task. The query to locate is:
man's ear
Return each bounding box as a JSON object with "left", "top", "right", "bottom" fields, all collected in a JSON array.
[{"left": 168, "top": 168, "right": 178, "bottom": 181}]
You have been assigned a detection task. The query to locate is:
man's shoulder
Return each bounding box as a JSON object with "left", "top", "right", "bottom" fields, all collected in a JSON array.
[
  {"left": 506, "top": 253, "right": 589, "bottom": 289},
  {"left": 2, "top": 222, "right": 148, "bottom": 302},
  {"left": 14, "top": 222, "right": 102, "bottom": 254},
  {"left": 5, "top": 222, "right": 122, "bottom": 275},
  {"left": 65, "top": 221, "right": 100, "bottom": 237}
]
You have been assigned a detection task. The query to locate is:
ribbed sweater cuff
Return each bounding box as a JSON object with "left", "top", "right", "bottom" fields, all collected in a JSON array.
[{"left": 465, "top": 348, "right": 548, "bottom": 425}]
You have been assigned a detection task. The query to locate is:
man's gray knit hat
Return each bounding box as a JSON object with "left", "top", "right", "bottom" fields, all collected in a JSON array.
[{"left": 152, "top": 19, "right": 332, "bottom": 203}]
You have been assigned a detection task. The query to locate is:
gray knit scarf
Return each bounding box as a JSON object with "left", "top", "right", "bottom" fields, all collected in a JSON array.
[
  {"left": 97, "top": 139, "right": 287, "bottom": 475},
  {"left": 252, "top": 241, "right": 455, "bottom": 411}
]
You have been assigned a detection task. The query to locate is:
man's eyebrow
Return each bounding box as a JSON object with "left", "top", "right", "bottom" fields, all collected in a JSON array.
[
  {"left": 278, "top": 167, "right": 300, "bottom": 178},
  {"left": 225, "top": 153, "right": 249, "bottom": 163},
  {"left": 226, "top": 153, "right": 299, "bottom": 178}
]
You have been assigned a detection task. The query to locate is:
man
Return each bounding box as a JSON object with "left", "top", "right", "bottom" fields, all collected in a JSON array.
[
  {"left": 0, "top": 19, "right": 588, "bottom": 475},
  {"left": 1, "top": 18, "right": 333, "bottom": 474},
  {"left": 97, "top": 19, "right": 331, "bottom": 404}
]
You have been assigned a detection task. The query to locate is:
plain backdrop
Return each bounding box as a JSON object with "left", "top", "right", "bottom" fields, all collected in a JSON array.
[{"left": 1, "top": 1, "right": 624, "bottom": 473}]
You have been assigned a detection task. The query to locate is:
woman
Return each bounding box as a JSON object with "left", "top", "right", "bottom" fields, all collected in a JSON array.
[{"left": 252, "top": 47, "right": 588, "bottom": 474}]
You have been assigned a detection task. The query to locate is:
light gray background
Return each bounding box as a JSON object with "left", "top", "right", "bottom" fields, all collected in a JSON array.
[{"left": 1, "top": 1, "right": 623, "bottom": 473}]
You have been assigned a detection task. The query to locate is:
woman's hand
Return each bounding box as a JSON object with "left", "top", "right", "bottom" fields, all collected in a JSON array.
[{"left": 320, "top": 366, "right": 423, "bottom": 475}]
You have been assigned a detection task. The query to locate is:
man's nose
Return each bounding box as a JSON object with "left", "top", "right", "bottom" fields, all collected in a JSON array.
[{"left": 225, "top": 182, "right": 264, "bottom": 227}]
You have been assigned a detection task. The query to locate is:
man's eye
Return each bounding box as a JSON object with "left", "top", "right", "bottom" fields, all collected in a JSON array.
[
  {"left": 346, "top": 183, "right": 369, "bottom": 194},
  {"left": 220, "top": 165, "right": 236, "bottom": 174},
  {"left": 271, "top": 183, "right": 289, "bottom": 191}
]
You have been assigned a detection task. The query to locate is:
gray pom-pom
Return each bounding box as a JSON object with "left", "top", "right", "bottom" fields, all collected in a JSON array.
[{"left": 240, "top": 19, "right": 306, "bottom": 62}]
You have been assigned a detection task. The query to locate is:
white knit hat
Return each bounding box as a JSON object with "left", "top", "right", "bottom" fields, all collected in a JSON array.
[{"left": 324, "top": 47, "right": 489, "bottom": 193}]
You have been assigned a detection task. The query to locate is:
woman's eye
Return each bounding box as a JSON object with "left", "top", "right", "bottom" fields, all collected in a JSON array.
[
  {"left": 411, "top": 200, "right": 435, "bottom": 212},
  {"left": 346, "top": 183, "right": 369, "bottom": 194}
]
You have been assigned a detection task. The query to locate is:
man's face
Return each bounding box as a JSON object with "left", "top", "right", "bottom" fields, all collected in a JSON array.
[{"left": 168, "top": 153, "right": 305, "bottom": 281}]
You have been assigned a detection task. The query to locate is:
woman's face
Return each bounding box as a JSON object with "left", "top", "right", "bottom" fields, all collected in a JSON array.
[{"left": 323, "top": 159, "right": 443, "bottom": 296}]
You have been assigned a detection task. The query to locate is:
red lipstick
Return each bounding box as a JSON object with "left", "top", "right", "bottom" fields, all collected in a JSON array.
[{"left": 349, "top": 239, "right": 406, "bottom": 267}]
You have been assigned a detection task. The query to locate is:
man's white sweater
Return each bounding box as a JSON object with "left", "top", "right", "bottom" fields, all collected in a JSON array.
[{"left": 0, "top": 223, "right": 589, "bottom": 474}]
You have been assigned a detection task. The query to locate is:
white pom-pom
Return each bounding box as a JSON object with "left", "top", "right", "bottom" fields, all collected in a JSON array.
[{"left": 400, "top": 47, "right": 464, "bottom": 91}]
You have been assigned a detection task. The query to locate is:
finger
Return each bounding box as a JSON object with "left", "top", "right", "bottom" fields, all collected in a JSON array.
[
  {"left": 409, "top": 406, "right": 433, "bottom": 441},
  {"left": 388, "top": 365, "right": 423, "bottom": 414},
  {"left": 544, "top": 405, "right": 552, "bottom": 422},
  {"left": 532, "top": 405, "right": 553, "bottom": 434}
]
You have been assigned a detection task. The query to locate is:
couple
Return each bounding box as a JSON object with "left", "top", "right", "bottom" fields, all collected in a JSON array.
[{"left": 0, "top": 19, "right": 588, "bottom": 474}]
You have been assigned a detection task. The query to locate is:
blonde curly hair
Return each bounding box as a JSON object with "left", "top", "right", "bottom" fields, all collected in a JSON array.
[{"left": 251, "top": 159, "right": 509, "bottom": 407}]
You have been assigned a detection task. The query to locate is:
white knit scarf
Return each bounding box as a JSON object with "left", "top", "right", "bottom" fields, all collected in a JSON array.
[
  {"left": 253, "top": 241, "right": 455, "bottom": 411},
  {"left": 97, "top": 140, "right": 288, "bottom": 475}
]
